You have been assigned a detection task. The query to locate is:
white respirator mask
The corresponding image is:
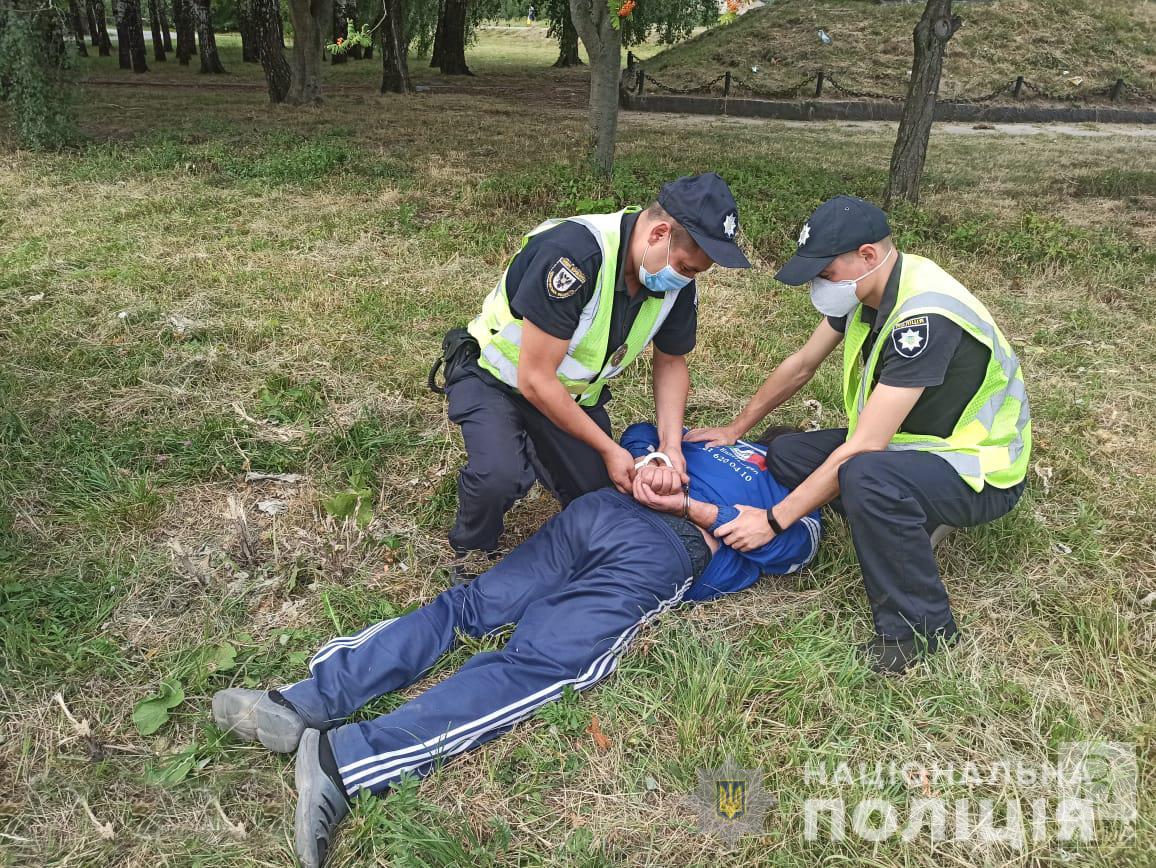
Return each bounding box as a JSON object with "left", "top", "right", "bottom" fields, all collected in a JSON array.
[{"left": 809, "top": 247, "right": 894, "bottom": 317}]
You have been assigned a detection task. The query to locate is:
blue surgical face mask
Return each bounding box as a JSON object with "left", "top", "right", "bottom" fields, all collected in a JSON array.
[{"left": 639, "top": 234, "right": 693, "bottom": 294}]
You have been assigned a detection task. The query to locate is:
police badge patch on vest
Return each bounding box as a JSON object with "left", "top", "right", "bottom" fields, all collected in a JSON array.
[
  {"left": 608, "top": 343, "right": 628, "bottom": 368},
  {"left": 891, "top": 315, "right": 929, "bottom": 359},
  {"left": 547, "top": 257, "right": 587, "bottom": 300}
]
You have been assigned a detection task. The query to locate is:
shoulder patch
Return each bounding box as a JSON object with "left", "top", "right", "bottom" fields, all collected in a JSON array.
[
  {"left": 891, "top": 315, "right": 930, "bottom": 359},
  {"left": 546, "top": 256, "right": 587, "bottom": 300}
]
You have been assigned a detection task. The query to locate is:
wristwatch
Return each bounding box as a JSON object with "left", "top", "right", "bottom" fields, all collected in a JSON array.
[{"left": 767, "top": 510, "right": 785, "bottom": 535}]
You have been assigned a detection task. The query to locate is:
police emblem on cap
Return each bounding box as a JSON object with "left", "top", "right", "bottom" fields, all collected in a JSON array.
[
  {"left": 609, "top": 343, "right": 629, "bottom": 368},
  {"left": 723, "top": 212, "right": 737, "bottom": 239},
  {"left": 891, "top": 315, "right": 929, "bottom": 359},
  {"left": 547, "top": 257, "right": 586, "bottom": 300},
  {"left": 797, "top": 223, "right": 811, "bottom": 247}
]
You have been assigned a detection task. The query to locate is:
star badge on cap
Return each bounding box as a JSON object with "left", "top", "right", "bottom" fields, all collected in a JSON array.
[
  {"left": 723, "top": 212, "right": 737, "bottom": 239},
  {"left": 797, "top": 223, "right": 811, "bottom": 247}
]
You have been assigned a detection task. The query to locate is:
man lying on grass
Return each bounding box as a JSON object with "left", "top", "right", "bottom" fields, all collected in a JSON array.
[{"left": 211, "top": 423, "right": 820, "bottom": 868}]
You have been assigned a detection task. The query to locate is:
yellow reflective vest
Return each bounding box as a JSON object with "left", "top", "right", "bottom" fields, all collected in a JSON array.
[
  {"left": 467, "top": 208, "right": 684, "bottom": 407},
  {"left": 843, "top": 254, "right": 1031, "bottom": 491}
]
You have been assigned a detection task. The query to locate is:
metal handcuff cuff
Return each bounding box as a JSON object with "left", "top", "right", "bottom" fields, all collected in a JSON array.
[{"left": 633, "top": 451, "right": 691, "bottom": 519}]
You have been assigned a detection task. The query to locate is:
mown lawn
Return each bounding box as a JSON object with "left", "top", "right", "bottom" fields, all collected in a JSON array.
[{"left": 2, "top": 29, "right": 1155, "bottom": 868}]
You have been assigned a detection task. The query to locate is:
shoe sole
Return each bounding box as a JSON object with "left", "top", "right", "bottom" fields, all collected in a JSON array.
[
  {"left": 294, "top": 730, "right": 347, "bottom": 868},
  {"left": 255, "top": 701, "right": 306, "bottom": 753},
  {"left": 211, "top": 690, "right": 261, "bottom": 741},
  {"left": 212, "top": 690, "right": 304, "bottom": 753}
]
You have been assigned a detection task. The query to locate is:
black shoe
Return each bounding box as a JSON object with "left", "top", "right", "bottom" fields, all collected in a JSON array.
[
  {"left": 449, "top": 561, "right": 477, "bottom": 586},
  {"left": 753, "top": 424, "right": 801, "bottom": 447},
  {"left": 859, "top": 632, "right": 958, "bottom": 674},
  {"left": 448, "top": 550, "right": 498, "bottom": 587}
]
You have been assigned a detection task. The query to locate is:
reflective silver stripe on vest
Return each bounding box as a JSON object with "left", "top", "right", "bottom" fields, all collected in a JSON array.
[
  {"left": 885, "top": 440, "right": 984, "bottom": 478},
  {"left": 975, "top": 375, "right": 1029, "bottom": 432},
  {"left": 496, "top": 320, "right": 601, "bottom": 383},
  {"left": 566, "top": 215, "right": 611, "bottom": 357},
  {"left": 857, "top": 290, "right": 1029, "bottom": 429},
  {"left": 481, "top": 342, "right": 520, "bottom": 389}
]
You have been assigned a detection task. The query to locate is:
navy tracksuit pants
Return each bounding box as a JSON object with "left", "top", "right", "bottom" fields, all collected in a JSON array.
[
  {"left": 445, "top": 362, "right": 613, "bottom": 555},
  {"left": 279, "top": 489, "right": 694, "bottom": 798},
  {"left": 766, "top": 428, "right": 1024, "bottom": 641}
]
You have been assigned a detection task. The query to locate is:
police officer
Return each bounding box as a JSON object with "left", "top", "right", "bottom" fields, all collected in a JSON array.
[
  {"left": 439, "top": 174, "right": 750, "bottom": 570},
  {"left": 687, "top": 196, "right": 1031, "bottom": 673}
]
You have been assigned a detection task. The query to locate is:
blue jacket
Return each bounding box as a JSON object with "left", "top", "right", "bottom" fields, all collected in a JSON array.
[{"left": 620, "top": 423, "right": 821, "bottom": 601}]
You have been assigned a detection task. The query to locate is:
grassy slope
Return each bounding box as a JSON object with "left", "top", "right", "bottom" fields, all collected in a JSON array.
[
  {"left": 644, "top": 0, "right": 1156, "bottom": 99},
  {"left": 2, "top": 28, "right": 1156, "bottom": 868}
]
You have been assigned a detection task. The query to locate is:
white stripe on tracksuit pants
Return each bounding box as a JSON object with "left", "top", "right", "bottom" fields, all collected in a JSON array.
[{"left": 278, "top": 489, "right": 697, "bottom": 797}]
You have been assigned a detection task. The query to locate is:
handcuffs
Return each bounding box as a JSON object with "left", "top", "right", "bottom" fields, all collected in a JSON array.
[
  {"left": 632, "top": 451, "right": 691, "bottom": 518},
  {"left": 633, "top": 450, "right": 673, "bottom": 470}
]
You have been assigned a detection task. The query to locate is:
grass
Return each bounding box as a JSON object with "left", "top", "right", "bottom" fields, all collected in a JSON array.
[
  {"left": 643, "top": 0, "right": 1156, "bottom": 101},
  {"left": 3, "top": 25, "right": 1156, "bottom": 868}
]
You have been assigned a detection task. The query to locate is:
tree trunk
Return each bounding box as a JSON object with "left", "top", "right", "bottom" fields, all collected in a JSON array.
[
  {"left": 173, "top": 0, "right": 193, "bottom": 64},
  {"left": 158, "top": 0, "right": 171, "bottom": 50},
  {"left": 379, "top": 0, "right": 411, "bottom": 93},
  {"left": 85, "top": 0, "right": 99, "bottom": 46},
  {"left": 113, "top": 0, "right": 148, "bottom": 71},
  {"left": 114, "top": 0, "right": 129, "bottom": 68},
  {"left": 286, "top": 0, "right": 332, "bottom": 104},
  {"left": 252, "top": 0, "right": 291, "bottom": 101},
  {"left": 89, "top": 0, "right": 112, "bottom": 54},
  {"left": 430, "top": 0, "right": 444, "bottom": 67},
  {"left": 569, "top": 0, "right": 619, "bottom": 175},
  {"left": 239, "top": 0, "right": 258, "bottom": 62},
  {"left": 148, "top": 0, "right": 165, "bottom": 60},
  {"left": 883, "top": 0, "right": 959, "bottom": 208},
  {"left": 330, "top": 0, "right": 347, "bottom": 64},
  {"left": 192, "top": 0, "right": 224, "bottom": 72},
  {"left": 552, "top": 4, "right": 580, "bottom": 67},
  {"left": 125, "top": 0, "right": 148, "bottom": 70},
  {"left": 435, "top": 0, "right": 470, "bottom": 75},
  {"left": 68, "top": 0, "right": 89, "bottom": 55}
]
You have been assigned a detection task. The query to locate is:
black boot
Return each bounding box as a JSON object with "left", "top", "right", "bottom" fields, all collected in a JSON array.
[{"left": 859, "top": 631, "right": 958, "bottom": 674}]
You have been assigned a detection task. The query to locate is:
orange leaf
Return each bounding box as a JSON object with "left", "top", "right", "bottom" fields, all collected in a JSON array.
[{"left": 587, "top": 715, "right": 612, "bottom": 751}]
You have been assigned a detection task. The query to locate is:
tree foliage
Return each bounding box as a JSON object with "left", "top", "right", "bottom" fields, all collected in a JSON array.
[{"left": 0, "top": 0, "right": 77, "bottom": 148}]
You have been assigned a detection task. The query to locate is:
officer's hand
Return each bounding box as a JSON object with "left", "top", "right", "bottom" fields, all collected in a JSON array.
[
  {"left": 660, "top": 444, "right": 690, "bottom": 485},
  {"left": 632, "top": 472, "right": 684, "bottom": 514},
  {"left": 715, "top": 505, "right": 776, "bottom": 552},
  {"left": 684, "top": 425, "right": 739, "bottom": 448},
  {"left": 603, "top": 445, "right": 637, "bottom": 494},
  {"left": 636, "top": 463, "right": 682, "bottom": 497}
]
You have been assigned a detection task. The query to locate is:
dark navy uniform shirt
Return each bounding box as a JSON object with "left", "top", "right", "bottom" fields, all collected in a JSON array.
[
  {"left": 826, "top": 254, "right": 990, "bottom": 439},
  {"left": 469, "top": 211, "right": 698, "bottom": 406}
]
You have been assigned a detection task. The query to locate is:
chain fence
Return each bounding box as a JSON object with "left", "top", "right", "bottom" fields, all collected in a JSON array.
[{"left": 623, "top": 67, "right": 1155, "bottom": 105}]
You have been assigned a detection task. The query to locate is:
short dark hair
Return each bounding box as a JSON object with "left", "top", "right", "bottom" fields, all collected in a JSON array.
[{"left": 646, "top": 201, "right": 695, "bottom": 250}]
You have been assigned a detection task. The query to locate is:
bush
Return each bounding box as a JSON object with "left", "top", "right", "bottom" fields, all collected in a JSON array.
[{"left": 0, "top": 0, "right": 77, "bottom": 148}]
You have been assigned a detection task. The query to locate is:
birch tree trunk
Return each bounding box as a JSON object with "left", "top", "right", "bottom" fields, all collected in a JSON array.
[
  {"left": 569, "top": 0, "right": 620, "bottom": 176},
  {"left": 883, "top": 0, "right": 959, "bottom": 207}
]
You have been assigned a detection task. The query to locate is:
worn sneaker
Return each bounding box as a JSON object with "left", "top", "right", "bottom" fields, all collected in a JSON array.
[
  {"left": 211, "top": 689, "right": 306, "bottom": 753},
  {"left": 294, "top": 729, "right": 351, "bottom": 868}
]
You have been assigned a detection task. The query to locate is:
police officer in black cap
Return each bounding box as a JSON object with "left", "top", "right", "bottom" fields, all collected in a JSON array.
[
  {"left": 436, "top": 173, "right": 750, "bottom": 575},
  {"left": 688, "top": 195, "right": 1031, "bottom": 673}
]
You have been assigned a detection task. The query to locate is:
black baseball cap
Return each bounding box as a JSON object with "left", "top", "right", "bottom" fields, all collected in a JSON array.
[
  {"left": 775, "top": 195, "right": 891, "bottom": 285},
  {"left": 657, "top": 173, "right": 751, "bottom": 269}
]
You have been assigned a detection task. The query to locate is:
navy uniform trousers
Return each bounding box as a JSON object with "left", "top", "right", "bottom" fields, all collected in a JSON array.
[
  {"left": 766, "top": 429, "right": 1024, "bottom": 640},
  {"left": 445, "top": 362, "right": 612, "bottom": 554},
  {"left": 279, "top": 489, "right": 695, "bottom": 798}
]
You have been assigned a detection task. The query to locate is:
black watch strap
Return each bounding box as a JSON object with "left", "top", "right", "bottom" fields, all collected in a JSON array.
[{"left": 768, "top": 512, "right": 785, "bottom": 535}]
